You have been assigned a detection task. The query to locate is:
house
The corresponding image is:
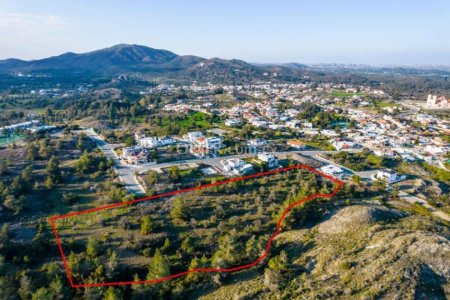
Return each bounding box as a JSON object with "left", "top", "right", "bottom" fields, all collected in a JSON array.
[
  {"left": 0, "top": 120, "right": 40, "bottom": 132},
  {"left": 319, "top": 164, "right": 345, "bottom": 179},
  {"left": 287, "top": 140, "right": 305, "bottom": 149},
  {"left": 190, "top": 136, "right": 222, "bottom": 158},
  {"left": 372, "top": 169, "right": 406, "bottom": 184},
  {"left": 138, "top": 136, "right": 174, "bottom": 148},
  {"left": 121, "top": 146, "right": 149, "bottom": 165},
  {"left": 139, "top": 137, "right": 159, "bottom": 149},
  {"left": 225, "top": 118, "right": 242, "bottom": 127},
  {"left": 426, "top": 94, "right": 450, "bottom": 109},
  {"left": 257, "top": 153, "right": 278, "bottom": 169},
  {"left": 247, "top": 138, "right": 267, "bottom": 147},
  {"left": 184, "top": 131, "right": 203, "bottom": 142},
  {"left": 286, "top": 120, "right": 300, "bottom": 129},
  {"left": 332, "top": 139, "right": 359, "bottom": 150},
  {"left": 221, "top": 158, "right": 254, "bottom": 175}
]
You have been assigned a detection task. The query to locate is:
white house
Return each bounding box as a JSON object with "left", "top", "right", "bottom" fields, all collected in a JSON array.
[
  {"left": 139, "top": 137, "right": 159, "bottom": 148},
  {"left": 190, "top": 136, "right": 222, "bottom": 158},
  {"left": 372, "top": 169, "right": 406, "bottom": 184},
  {"left": 319, "top": 164, "right": 345, "bottom": 178},
  {"left": 225, "top": 118, "right": 242, "bottom": 127},
  {"left": 332, "top": 139, "right": 359, "bottom": 150},
  {"left": 221, "top": 158, "right": 254, "bottom": 175},
  {"left": 257, "top": 153, "right": 278, "bottom": 169},
  {"left": 184, "top": 131, "right": 203, "bottom": 142},
  {"left": 247, "top": 138, "right": 267, "bottom": 147},
  {"left": 138, "top": 136, "right": 174, "bottom": 148}
]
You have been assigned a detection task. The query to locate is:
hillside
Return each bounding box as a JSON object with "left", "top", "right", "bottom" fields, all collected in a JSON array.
[{"left": 197, "top": 205, "right": 450, "bottom": 299}]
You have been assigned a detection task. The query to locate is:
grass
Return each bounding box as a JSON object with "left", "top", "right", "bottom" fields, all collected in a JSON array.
[
  {"left": 373, "top": 101, "right": 398, "bottom": 109},
  {"left": 176, "top": 111, "right": 212, "bottom": 129},
  {"left": 300, "top": 139, "right": 335, "bottom": 151},
  {"left": 330, "top": 91, "right": 367, "bottom": 98},
  {"left": 422, "top": 163, "right": 450, "bottom": 184}
]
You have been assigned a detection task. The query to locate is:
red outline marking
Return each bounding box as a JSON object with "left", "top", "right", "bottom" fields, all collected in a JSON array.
[{"left": 49, "top": 164, "right": 343, "bottom": 288}]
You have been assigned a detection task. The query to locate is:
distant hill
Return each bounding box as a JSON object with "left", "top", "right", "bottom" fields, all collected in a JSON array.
[
  {"left": 2, "top": 44, "right": 447, "bottom": 86},
  {"left": 0, "top": 44, "right": 312, "bottom": 83},
  {"left": 0, "top": 44, "right": 197, "bottom": 73}
]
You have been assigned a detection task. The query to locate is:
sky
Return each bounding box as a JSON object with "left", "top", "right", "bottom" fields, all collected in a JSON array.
[{"left": 1, "top": 0, "right": 450, "bottom": 65}]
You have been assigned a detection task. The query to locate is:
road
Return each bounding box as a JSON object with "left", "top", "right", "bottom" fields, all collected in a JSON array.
[
  {"left": 85, "top": 128, "right": 146, "bottom": 195},
  {"left": 83, "top": 128, "right": 364, "bottom": 195}
]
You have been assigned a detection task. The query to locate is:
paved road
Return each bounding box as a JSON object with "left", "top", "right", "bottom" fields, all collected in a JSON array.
[
  {"left": 84, "top": 128, "right": 364, "bottom": 194},
  {"left": 85, "top": 128, "right": 146, "bottom": 195}
]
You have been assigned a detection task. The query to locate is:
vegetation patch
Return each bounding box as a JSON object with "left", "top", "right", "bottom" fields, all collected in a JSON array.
[{"left": 50, "top": 166, "right": 340, "bottom": 290}]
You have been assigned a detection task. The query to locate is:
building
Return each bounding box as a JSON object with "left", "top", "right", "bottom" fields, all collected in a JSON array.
[
  {"left": 257, "top": 153, "right": 278, "bottom": 169},
  {"left": 121, "top": 147, "right": 149, "bottom": 165},
  {"left": 221, "top": 158, "right": 254, "bottom": 175},
  {"left": 426, "top": 94, "right": 450, "bottom": 109},
  {"left": 319, "top": 164, "right": 345, "bottom": 178},
  {"left": 28, "top": 125, "right": 57, "bottom": 133},
  {"left": 138, "top": 136, "right": 175, "bottom": 149},
  {"left": 190, "top": 136, "right": 222, "bottom": 158},
  {"left": 287, "top": 140, "right": 305, "bottom": 149},
  {"left": 184, "top": 131, "right": 203, "bottom": 142},
  {"left": 225, "top": 118, "right": 242, "bottom": 127},
  {"left": 0, "top": 120, "right": 40, "bottom": 133},
  {"left": 372, "top": 169, "right": 406, "bottom": 184},
  {"left": 247, "top": 138, "right": 267, "bottom": 147},
  {"left": 332, "top": 138, "right": 359, "bottom": 150},
  {"left": 138, "top": 137, "right": 159, "bottom": 149}
]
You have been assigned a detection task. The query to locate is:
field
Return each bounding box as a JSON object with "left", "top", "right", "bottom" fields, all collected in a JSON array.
[{"left": 330, "top": 91, "right": 367, "bottom": 98}]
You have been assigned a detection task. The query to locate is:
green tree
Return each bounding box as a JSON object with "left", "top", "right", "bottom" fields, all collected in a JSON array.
[
  {"left": 170, "top": 198, "right": 188, "bottom": 222},
  {"left": 75, "top": 150, "right": 92, "bottom": 174},
  {"left": 140, "top": 216, "right": 153, "bottom": 235},
  {"left": 26, "top": 143, "right": 39, "bottom": 160},
  {"left": 44, "top": 176, "right": 55, "bottom": 189},
  {"left": 3, "top": 195, "right": 24, "bottom": 214},
  {"left": 103, "top": 287, "right": 122, "bottom": 300},
  {"left": 46, "top": 156, "right": 60, "bottom": 181},
  {"left": 86, "top": 237, "right": 100, "bottom": 257},
  {"left": 351, "top": 174, "right": 361, "bottom": 185},
  {"left": 264, "top": 251, "right": 288, "bottom": 294},
  {"left": 168, "top": 166, "right": 180, "bottom": 182},
  {"left": 162, "top": 238, "right": 170, "bottom": 252},
  {"left": 32, "top": 287, "right": 52, "bottom": 300},
  {"left": 146, "top": 248, "right": 170, "bottom": 280},
  {"left": 146, "top": 171, "right": 158, "bottom": 185}
]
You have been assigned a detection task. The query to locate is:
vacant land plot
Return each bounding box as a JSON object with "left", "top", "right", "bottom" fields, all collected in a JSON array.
[{"left": 51, "top": 166, "right": 341, "bottom": 287}]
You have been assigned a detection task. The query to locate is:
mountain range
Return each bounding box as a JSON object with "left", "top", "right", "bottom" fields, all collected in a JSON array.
[
  {"left": 1, "top": 44, "right": 448, "bottom": 86},
  {"left": 0, "top": 44, "right": 313, "bottom": 85}
]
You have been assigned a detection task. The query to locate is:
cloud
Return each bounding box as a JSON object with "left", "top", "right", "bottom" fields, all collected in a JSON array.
[{"left": 0, "top": 13, "right": 69, "bottom": 31}]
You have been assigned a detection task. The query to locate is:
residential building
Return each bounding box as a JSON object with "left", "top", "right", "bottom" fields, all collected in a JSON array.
[
  {"left": 221, "top": 158, "right": 254, "bottom": 175},
  {"left": 287, "top": 140, "right": 305, "bottom": 149},
  {"left": 190, "top": 136, "right": 222, "bottom": 158},
  {"left": 257, "top": 153, "right": 279, "bottom": 169},
  {"left": 121, "top": 147, "right": 149, "bottom": 165},
  {"left": 225, "top": 118, "right": 243, "bottom": 127},
  {"left": 426, "top": 94, "right": 450, "bottom": 109},
  {"left": 319, "top": 164, "right": 345, "bottom": 177},
  {"left": 372, "top": 169, "right": 406, "bottom": 184}
]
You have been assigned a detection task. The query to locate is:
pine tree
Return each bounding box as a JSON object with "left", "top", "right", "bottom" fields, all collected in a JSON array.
[
  {"left": 171, "top": 198, "right": 188, "bottom": 222},
  {"left": 147, "top": 248, "right": 170, "bottom": 280},
  {"left": 140, "top": 216, "right": 153, "bottom": 235}
]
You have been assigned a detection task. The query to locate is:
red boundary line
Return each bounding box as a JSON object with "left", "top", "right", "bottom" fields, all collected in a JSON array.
[{"left": 48, "top": 164, "right": 343, "bottom": 288}]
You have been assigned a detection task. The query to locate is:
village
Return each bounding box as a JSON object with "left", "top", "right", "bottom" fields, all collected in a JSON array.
[{"left": 110, "top": 82, "right": 448, "bottom": 189}]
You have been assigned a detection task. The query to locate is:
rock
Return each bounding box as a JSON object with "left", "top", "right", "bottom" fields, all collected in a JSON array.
[{"left": 317, "top": 205, "right": 403, "bottom": 235}]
